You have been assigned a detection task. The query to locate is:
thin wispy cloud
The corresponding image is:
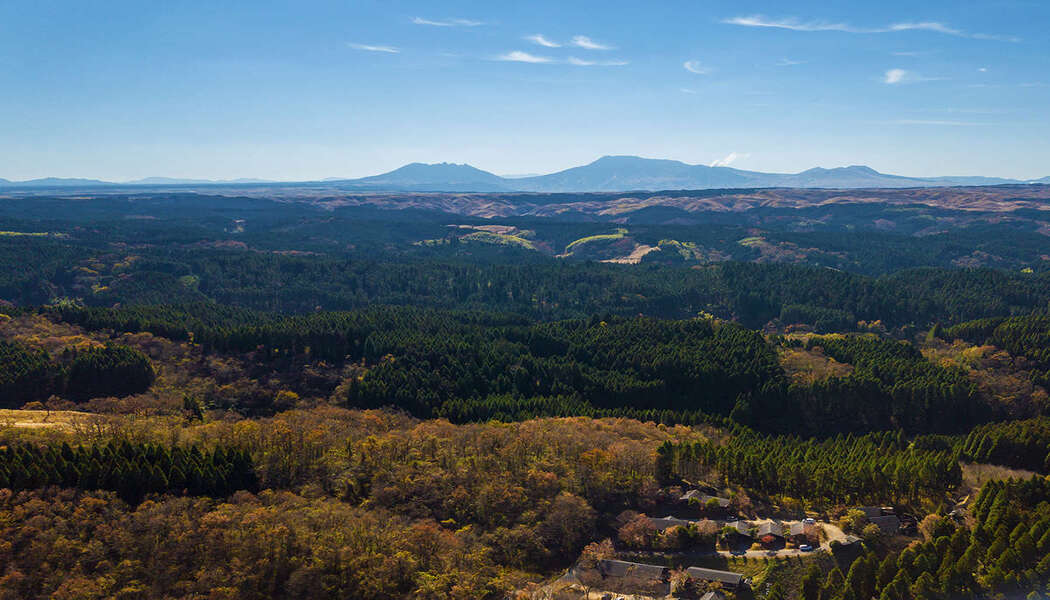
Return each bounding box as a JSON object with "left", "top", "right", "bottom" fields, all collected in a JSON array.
[
  {"left": 683, "top": 60, "right": 712, "bottom": 75},
  {"left": 889, "top": 22, "right": 962, "bottom": 35},
  {"left": 890, "top": 119, "right": 980, "bottom": 126},
  {"left": 412, "top": 17, "right": 483, "bottom": 27},
  {"left": 724, "top": 15, "right": 1018, "bottom": 41},
  {"left": 567, "top": 57, "right": 628, "bottom": 67},
  {"left": 680, "top": 88, "right": 698, "bottom": 94},
  {"left": 776, "top": 58, "right": 806, "bottom": 66},
  {"left": 724, "top": 15, "right": 857, "bottom": 32},
  {"left": 710, "top": 152, "right": 750, "bottom": 167},
  {"left": 571, "top": 35, "right": 613, "bottom": 50},
  {"left": 348, "top": 43, "right": 399, "bottom": 53},
  {"left": 892, "top": 51, "right": 926, "bottom": 57},
  {"left": 496, "top": 51, "right": 552, "bottom": 63},
  {"left": 883, "top": 68, "right": 944, "bottom": 84},
  {"left": 525, "top": 34, "right": 560, "bottom": 48},
  {"left": 978, "top": 67, "right": 989, "bottom": 72}
]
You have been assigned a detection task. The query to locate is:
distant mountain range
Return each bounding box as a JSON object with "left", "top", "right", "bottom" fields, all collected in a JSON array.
[
  {"left": 2, "top": 156, "right": 1047, "bottom": 192},
  {"left": 325, "top": 156, "right": 1042, "bottom": 192},
  {"left": 0, "top": 176, "right": 271, "bottom": 188}
]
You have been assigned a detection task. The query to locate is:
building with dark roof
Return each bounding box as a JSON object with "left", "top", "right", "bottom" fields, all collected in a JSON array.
[
  {"left": 686, "top": 566, "right": 746, "bottom": 589},
  {"left": 647, "top": 516, "right": 694, "bottom": 531},
  {"left": 869, "top": 515, "right": 901, "bottom": 534},
  {"left": 597, "top": 560, "right": 669, "bottom": 581}
]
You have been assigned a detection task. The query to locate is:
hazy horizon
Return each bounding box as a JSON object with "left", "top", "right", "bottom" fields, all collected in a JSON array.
[
  {"left": 2, "top": 153, "right": 1047, "bottom": 185},
  {"left": 2, "top": 0, "right": 1048, "bottom": 181}
]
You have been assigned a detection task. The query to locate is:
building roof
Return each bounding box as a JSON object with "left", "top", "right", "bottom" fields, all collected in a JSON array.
[
  {"left": 757, "top": 521, "right": 784, "bottom": 537},
  {"left": 727, "top": 520, "right": 751, "bottom": 535},
  {"left": 681, "top": 489, "right": 704, "bottom": 501},
  {"left": 869, "top": 515, "right": 901, "bottom": 534},
  {"left": 841, "top": 534, "right": 863, "bottom": 545},
  {"left": 857, "top": 506, "right": 883, "bottom": 518},
  {"left": 686, "top": 567, "right": 745, "bottom": 587},
  {"left": 789, "top": 522, "right": 806, "bottom": 536},
  {"left": 700, "top": 592, "right": 727, "bottom": 600},
  {"left": 598, "top": 560, "right": 668, "bottom": 581},
  {"left": 648, "top": 516, "right": 694, "bottom": 531},
  {"left": 681, "top": 490, "right": 731, "bottom": 507}
]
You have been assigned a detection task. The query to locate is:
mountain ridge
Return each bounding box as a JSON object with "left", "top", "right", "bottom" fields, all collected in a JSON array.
[{"left": 3, "top": 156, "right": 1048, "bottom": 192}]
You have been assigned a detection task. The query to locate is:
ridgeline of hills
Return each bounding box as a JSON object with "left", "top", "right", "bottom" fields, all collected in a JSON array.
[{"left": 3, "top": 155, "right": 1047, "bottom": 192}]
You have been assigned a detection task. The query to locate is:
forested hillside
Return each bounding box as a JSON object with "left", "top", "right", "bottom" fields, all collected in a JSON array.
[{"left": 1, "top": 191, "right": 1050, "bottom": 598}]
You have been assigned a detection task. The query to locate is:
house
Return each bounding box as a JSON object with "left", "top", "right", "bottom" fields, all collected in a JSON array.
[
  {"left": 700, "top": 591, "right": 727, "bottom": 600},
  {"left": 589, "top": 559, "right": 671, "bottom": 596},
  {"left": 648, "top": 516, "right": 694, "bottom": 531},
  {"left": 869, "top": 515, "right": 902, "bottom": 535},
  {"left": 757, "top": 521, "right": 784, "bottom": 539},
  {"left": 686, "top": 566, "right": 746, "bottom": 590},
  {"left": 857, "top": 506, "right": 884, "bottom": 519},
  {"left": 727, "top": 520, "right": 751, "bottom": 536},
  {"left": 681, "top": 490, "right": 731, "bottom": 508},
  {"left": 789, "top": 521, "right": 812, "bottom": 542},
  {"left": 598, "top": 560, "right": 669, "bottom": 582},
  {"left": 841, "top": 534, "right": 863, "bottom": 546}
]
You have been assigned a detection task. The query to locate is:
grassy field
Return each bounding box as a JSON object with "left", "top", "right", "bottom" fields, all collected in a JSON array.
[
  {"left": 0, "top": 409, "right": 92, "bottom": 431},
  {"left": 564, "top": 228, "right": 628, "bottom": 253}
]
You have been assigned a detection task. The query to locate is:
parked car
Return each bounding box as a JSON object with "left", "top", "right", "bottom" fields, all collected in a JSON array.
[{"left": 799, "top": 544, "right": 814, "bottom": 552}]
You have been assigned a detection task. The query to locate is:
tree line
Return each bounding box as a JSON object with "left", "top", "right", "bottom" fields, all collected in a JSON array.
[
  {"left": 961, "top": 418, "right": 1050, "bottom": 473},
  {"left": 0, "top": 341, "right": 154, "bottom": 406},
  {"left": 658, "top": 429, "right": 963, "bottom": 505},
  {"left": 0, "top": 441, "right": 257, "bottom": 504}
]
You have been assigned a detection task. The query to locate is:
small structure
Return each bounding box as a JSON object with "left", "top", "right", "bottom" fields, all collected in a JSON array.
[
  {"left": 700, "top": 591, "right": 727, "bottom": 600},
  {"left": 857, "top": 506, "right": 884, "bottom": 519},
  {"left": 757, "top": 521, "right": 784, "bottom": 540},
  {"left": 598, "top": 560, "right": 668, "bottom": 581},
  {"left": 681, "top": 489, "right": 732, "bottom": 508},
  {"left": 587, "top": 560, "right": 670, "bottom": 596},
  {"left": 869, "top": 515, "right": 902, "bottom": 535},
  {"left": 686, "top": 566, "right": 746, "bottom": 590},
  {"left": 647, "top": 516, "right": 694, "bottom": 531},
  {"left": 757, "top": 521, "right": 785, "bottom": 549},
  {"left": 789, "top": 521, "right": 812, "bottom": 542},
  {"left": 727, "top": 520, "right": 751, "bottom": 536},
  {"left": 841, "top": 534, "right": 863, "bottom": 546}
]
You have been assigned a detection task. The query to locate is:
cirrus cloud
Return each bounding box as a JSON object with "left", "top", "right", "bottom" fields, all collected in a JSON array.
[
  {"left": 571, "top": 35, "right": 613, "bottom": 50},
  {"left": 412, "top": 17, "right": 483, "bottom": 27},
  {"left": 496, "top": 51, "right": 553, "bottom": 63},
  {"left": 567, "top": 57, "right": 628, "bottom": 67},
  {"left": 883, "top": 68, "right": 944, "bottom": 84},
  {"left": 683, "top": 60, "right": 712, "bottom": 75},
  {"left": 723, "top": 14, "right": 1018, "bottom": 41},
  {"left": 348, "top": 43, "right": 400, "bottom": 53},
  {"left": 525, "top": 34, "right": 560, "bottom": 48}
]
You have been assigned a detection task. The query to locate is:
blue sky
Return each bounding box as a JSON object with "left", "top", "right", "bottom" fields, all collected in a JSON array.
[{"left": 1, "top": 0, "right": 1047, "bottom": 181}]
